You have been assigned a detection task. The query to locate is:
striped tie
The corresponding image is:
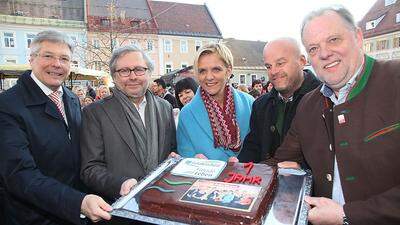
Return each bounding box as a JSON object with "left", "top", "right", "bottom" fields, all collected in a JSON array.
[{"left": 49, "top": 91, "right": 66, "bottom": 120}]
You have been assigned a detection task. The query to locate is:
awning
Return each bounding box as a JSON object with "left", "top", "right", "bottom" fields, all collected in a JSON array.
[
  {"left": 0, "top": 64, "right": 109, "bottom": 89},
  {"left": 0, "top": 64, "right": 31, "bottom": 77},
  {"left": 0, "top": 64, "right": 108, "bottom": 78},
  {"left": 70, "top": 66, "right": 108, "bottom": 78}
]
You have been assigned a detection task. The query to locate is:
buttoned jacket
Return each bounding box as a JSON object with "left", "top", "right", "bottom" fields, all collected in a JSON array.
[{"left": 0, "top": 70, "right": 85, "bottom": 225}]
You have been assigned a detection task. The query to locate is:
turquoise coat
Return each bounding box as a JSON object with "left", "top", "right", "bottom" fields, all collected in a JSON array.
[{"left": 177, "top": 88, "right": 254, "bottom": 161}]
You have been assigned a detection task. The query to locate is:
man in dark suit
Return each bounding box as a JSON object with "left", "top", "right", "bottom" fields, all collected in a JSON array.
[
  {"left": 80, "top": 45, "right": 177, "bottom": 202},
  {"left": 152, "top": 78, "right": 178, "bottom": 108},
  {"left": 0, "top": 30, "right": 112, "bottom": 225}
]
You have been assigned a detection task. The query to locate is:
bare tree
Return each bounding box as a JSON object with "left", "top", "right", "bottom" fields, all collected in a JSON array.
[{"left": 74, "top": 0, "right": 176, "bottom": 73}]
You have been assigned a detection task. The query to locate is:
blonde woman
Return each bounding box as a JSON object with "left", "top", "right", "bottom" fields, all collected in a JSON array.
[
  {"left": 177, "top": 43, "right": 254, "bottom": 161},
  {"left": 72, "top": 85, "right": 86, "bottom": 105},
  {"left": 95, "top": 85, "right": 110, "bottom": 101}
]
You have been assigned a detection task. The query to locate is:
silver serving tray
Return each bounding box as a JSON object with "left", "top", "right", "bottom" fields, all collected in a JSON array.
[{"left": 111, "top": 157, "right": 312, "bottom": 225}]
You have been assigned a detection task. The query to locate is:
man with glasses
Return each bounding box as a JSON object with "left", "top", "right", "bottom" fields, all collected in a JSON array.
[
  {"left": 0, "top": 30, "right": 112, "bottom": 225},
  {"left": 80, "top": 45, "right": 177, "bottom": 207}
]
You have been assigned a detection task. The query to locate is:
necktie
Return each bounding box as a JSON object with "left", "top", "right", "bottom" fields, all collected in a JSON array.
[{"left": 49, "top": 91, "right": 66, "bottom": 120}]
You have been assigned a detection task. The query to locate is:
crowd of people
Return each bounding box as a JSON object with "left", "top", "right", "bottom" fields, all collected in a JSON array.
[{"left": 0, "top": 5, "right": 399, "bottom": 225}]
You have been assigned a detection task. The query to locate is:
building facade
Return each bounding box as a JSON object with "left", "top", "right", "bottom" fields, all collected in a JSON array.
[
  {"left": 0, "top": 0, "right": 86, "bottom": 67},
  {"left": 224, "top": 38, "right": 267, "bottom": 86},
  {"left": 85, "top": 0, "right": 160, "bottom": 79},
  {"left": 359, "top": 0, "right": 400, "bottom": 60},
  {"left": 150, "top": 1, "right": 222, "bottom": 77}
]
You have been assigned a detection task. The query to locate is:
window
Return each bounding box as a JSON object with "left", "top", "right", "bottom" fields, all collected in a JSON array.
[
  {"left": 147, "top": 39, "right": 153, "bottom": 52},
  {"left": 240, "top": 74, "right": 246, "bottom": 84},
  {"left": 70, "top": 36, "right": 77, "bottom": 47},
  {"left": 4, "top": 32, "right": 15, "bottom": 48},
  {"left": 130, "top": 20, "right": 140, "bottom": 28},
  {"left": 130, "top": 39, "right": 139, "bottom": 47},
  {"left": 71, "top": 60, "right": 78, "bottom": 67},
  {"left": 181, "top": 63, "right": 188, "bottom": 69},
  {"left": 146, "top": 21, "right": 152, "bottom": 29},
  {"left": 26, "top": 33, "right": 36, "bottom": 48},
  {"left": 366, "top": 15, "right": 385, "bottom": 30},
  {"left": 101, "top": 19, "right": 110, "bottom": 27},
  {"left": 165, "top": 63, "right": 172, "bottom": 73},
  {"left": 93, "top": 61, "right": 102, "bottom": 70},
  {"left": 164, "top": 39, "right": 172, "bottom": 52},
  {"left": 111, "top": 39, "right": 118, "bottom": 48},
  {"left": 364, "top": 42, "right": 374, "bottom": 52},
  {"left": 180, "top": 40, "right": 188, "bottom": 53},
  {"left": 385, "top": 0, "right": 397, "bottom": 6},
  {"left": 195, "top": 40, "right": 202, "bottom": 51},
  {"left": 251, "top": 74, "right": 257, "bottom": 82},
  {"left": 93, "top": 39, "right": 100, "bottom": 49},
  {"left": 394, "top": 37, "right": 400, "bottom": 48},
  {"left": 377, "top": 39, "right": 388, "bottom": 50},
  {"left": 396, "top": 13, "right": 400, "bottom": 23}
]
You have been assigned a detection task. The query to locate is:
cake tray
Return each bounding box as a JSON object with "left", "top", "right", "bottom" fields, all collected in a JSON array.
[{"left": 111, "top": 157, "right": 312, "bottom": 225}]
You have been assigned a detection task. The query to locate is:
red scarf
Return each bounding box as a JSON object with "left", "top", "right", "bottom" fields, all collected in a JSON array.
[{"left": 201, "top": 86, "right": 241, "bottom": 152}]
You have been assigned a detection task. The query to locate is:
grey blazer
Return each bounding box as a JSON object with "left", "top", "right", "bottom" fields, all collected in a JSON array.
[{"left": 80, "top": 93, "right": 176, "bottom": 200}]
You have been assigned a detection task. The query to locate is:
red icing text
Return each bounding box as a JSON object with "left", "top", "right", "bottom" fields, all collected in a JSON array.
[{"left": 223, "top": 162, "right": 262, "bottom": 185}]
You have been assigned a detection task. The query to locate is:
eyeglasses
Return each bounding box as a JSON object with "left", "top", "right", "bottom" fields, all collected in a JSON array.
[
  {"left": 33, "top": 53, "right": 71, "bottom": 65},
  {"left": 116, "top": 67, "right": 148, "bottom": 77}
]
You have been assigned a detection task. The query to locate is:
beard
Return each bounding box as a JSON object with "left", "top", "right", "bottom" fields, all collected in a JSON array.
[{"left": 129, "top": 80, "right": 149, "bottom": 98}]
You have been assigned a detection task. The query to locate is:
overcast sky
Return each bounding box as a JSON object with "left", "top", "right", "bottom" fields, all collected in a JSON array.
[{"left": 167, "top": 0, "right": 377, "bottom": 43}]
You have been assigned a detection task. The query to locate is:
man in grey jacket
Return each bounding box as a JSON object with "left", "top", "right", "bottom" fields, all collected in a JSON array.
[{"left": 80, "top": 45, "right": 177, "bottom": 202}]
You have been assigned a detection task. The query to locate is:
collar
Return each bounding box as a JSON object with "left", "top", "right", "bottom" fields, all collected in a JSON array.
[
  {"left": 163, "top": 90, "right": 170, "bottom": 98},
  {"left": 129, "top": 94, "right": 147, "bottom": 109},
  {"left": 278, "top": 92, "right": 293, "bottom": 103},
  {"left": 31, "top": 72, "right": 63, "bottom": 96},
  {"left": 320, "top": 58, "right": 364, "bottom": 99}
]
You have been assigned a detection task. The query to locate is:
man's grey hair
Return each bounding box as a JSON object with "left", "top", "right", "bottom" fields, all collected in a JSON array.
[
  {"left": 109, "top": 45, "right": 154, "bottom": 76},
  {"left": 30, "top": 30, "right": 74, "bottom": 55},
  {"left": 301, "top": 5, "right": 357, "bottom": 42}
]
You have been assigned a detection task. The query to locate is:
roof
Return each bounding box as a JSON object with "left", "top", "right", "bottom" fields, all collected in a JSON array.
[
  {"left": 86, "top": 0, "right": 157, "bottom": 33},
  {"left": 224, "top": 38, "right": 266, "bottom": 68},
  {"left": 358, "top": 0, "right": 400, "bottom": 38},
  {"left": 149, "top": 1, "right": 222, "bottom": 38},
  {"left": 88, "top": 0, "right": 152, "bottom": 19}
]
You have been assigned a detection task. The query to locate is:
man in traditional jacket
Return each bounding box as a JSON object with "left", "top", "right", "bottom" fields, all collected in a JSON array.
[{"left": 268, "top": 6, "right": 400, "bottom": 225}]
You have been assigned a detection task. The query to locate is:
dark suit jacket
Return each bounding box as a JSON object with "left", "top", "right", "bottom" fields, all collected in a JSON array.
[
  {"left": 0, "top": 71, "right": 86, "bottom": 225},
  {"left": 239, "top": 70, "right": 320, "bottom": 163},
  {"left": 164, "top": 92, "right": 178, "bottom": 108},
  {"left": 80, "top": 92, "right": 177, "bottom": 200}
]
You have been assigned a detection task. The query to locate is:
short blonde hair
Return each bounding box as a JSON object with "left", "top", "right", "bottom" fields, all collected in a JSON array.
[
  {"left": 237, "top": 84, "right": 249, "bottom": 93},
  {"left": 193, "top": 43, "right": 234, "bottom": 75},
  {"left": 72, "top": 85, "right": 84, "bottom": 93},
  {"left": 97, "top": 85, "right": 110, "bottom": 96}
]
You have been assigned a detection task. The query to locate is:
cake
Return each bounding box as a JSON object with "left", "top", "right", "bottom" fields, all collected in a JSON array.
[{"left": 138, "top": 158, "right": 278, "bottom": 225}]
